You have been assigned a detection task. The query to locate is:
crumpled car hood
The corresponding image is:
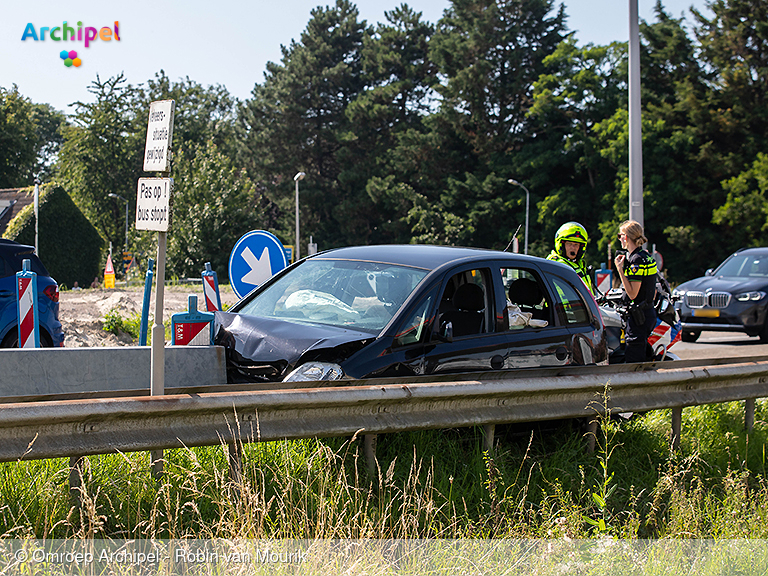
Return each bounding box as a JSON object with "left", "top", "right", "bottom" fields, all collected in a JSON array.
[{"left": 213, "top": 311, "right": 374, "bottom": 381}]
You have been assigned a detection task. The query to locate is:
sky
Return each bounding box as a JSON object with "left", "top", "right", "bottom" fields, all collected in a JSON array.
[{"left": 3, "top": 0, "right": 711, "bottom": 114}]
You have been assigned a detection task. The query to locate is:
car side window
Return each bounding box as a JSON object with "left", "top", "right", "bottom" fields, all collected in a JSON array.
[
  {"left": 502, "top": 268, "right": 552, "bottom": 329},
  {"left": 550, "top": 276, "right": 590, "bottom": 325},
  {"left": 394, "top": 291, "right": 436, "bottom": 347},
  {"left": 437, "top": 269, "right": 490, "bottom": 338}
]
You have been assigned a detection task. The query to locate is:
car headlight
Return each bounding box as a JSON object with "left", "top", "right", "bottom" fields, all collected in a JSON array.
[
  {"left": 672, "top": 289, "right": 685, "bottom": 299},
  {"left": 735, "top": 291, "right": 766, "bottom": 302},
  {"left": 283, "top": 362, "right": 345, "bottom": 382}
]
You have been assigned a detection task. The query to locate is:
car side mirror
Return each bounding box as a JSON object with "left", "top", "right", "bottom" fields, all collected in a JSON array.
[
  {"left": 705, "top": 268, "right": 714, "bottom": 276},
  {"left": 435, "top": 321, "right": 453, "bottom": 343}
]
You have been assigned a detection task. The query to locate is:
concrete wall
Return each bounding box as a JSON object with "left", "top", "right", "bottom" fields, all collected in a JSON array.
[{"left": 0, "top": 346, "right": 227, "bottom": 400}]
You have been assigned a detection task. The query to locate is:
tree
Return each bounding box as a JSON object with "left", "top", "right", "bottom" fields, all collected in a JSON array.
[
  {"left": 345, "top": 4, "right": 438, "bottom": 243},
  {"left": 141, "top": 71, "right": 239, "bottom": 161},
  {"left": 528, "top": 38, "right": 627, "bottom": 261},
  {"left": 409, "top": 0, "right": 568, "bottom": 251},
  {"left": 165, "top": 142, "right": 270, "bottom": 281},
  {"left": 29, "top": 103, "right": 66, "bottom": 183},
  {"left": 0, "top": 86, "right": 38, "bottom": 188},
  {"left": 712, "top": 152, "right": 768, "bottom": 248},
  {"left": 57, "top": 74, "right": 143, "bottom": 250},
  {"left": 238, "top": 0, "right": 370, "bottom": 249}
]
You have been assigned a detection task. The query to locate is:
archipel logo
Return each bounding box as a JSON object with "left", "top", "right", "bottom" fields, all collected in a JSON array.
[{"left": 21, "top": 21, "right": 120, "bottom": 68}]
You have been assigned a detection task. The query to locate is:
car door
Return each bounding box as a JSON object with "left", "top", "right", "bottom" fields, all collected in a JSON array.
[
  {"left": 420, "top": 264, "right": 511, "bottom": 374},
  {"left": 502, "top": 264, "right": 573, "bottom": 368},
  {"left": 0, "top": 255, "right": 17, "bottom": 343},
  {"left": 543, "top": 272, "right": 603, "bottom": 365}
]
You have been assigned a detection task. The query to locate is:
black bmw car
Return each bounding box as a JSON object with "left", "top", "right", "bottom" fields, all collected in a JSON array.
[
  {"left": 213, "top": 245, "right": 607, "bottom": 383},
  {"left": 673, "top": 247, "right": 768, "bottom": 342}
]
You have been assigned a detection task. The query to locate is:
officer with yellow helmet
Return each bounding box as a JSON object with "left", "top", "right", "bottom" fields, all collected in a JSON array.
[{"left": 546, "top": 222, "right": 594, "bottom": 293}]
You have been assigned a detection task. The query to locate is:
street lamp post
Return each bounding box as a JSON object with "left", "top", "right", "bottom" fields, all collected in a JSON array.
[
  {"left": 294, "top": 172, "right": 306, "bottom": 261},
  {"left": 508, "top": 179, "right": 530, "bottom": 255},
  {"left": 108, "top": 193, "right": 129, "bottom": 253},
  {"left": 33, "top": 177, "right": 40, "bottom": 255}
]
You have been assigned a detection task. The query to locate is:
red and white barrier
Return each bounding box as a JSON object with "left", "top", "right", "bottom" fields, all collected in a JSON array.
[
  {"left": 202, "top": 262, "right": 221, "bottom": 312},
  {"left": 16, "top": 259, "right": 40, "bottom": 348}
]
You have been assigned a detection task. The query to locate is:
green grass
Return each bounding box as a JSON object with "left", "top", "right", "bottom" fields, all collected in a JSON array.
[{"left": 1, "top": 396, "right": 767, "bottom": 540}]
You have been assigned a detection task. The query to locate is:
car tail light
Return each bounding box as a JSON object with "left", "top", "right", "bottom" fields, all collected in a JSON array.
[{"left": 43, "top": 284, "right": 59, "bottom": 302}]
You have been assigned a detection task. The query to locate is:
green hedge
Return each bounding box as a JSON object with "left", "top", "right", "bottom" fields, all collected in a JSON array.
[{"left": 4, "top": 184, "right": 104, "bottom": 288}]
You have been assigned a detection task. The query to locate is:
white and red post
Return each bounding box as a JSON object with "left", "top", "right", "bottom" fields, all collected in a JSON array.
[
  {"left": 202, "top": 262, "right": 222, "bottom": 312},
  {"left": 16, "top": 259, "right": 40, "bottom": 348}
]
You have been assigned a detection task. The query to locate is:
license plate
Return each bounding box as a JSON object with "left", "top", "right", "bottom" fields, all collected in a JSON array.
[{"left": 693, "top": 309, "right": 720, "bottom": 318}]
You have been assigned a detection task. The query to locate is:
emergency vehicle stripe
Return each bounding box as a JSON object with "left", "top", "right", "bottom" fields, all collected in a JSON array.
[{"left": 647, "top": 321, "right": 669, "bottom": 346}]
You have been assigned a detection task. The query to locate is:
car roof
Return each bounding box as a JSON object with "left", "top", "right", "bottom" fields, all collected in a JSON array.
[
  {"left": 734, "top": 247, "right": 768, "bottom": 256},
  {"left": 309, "top": 244, "right": 543, "bottom": 271}
]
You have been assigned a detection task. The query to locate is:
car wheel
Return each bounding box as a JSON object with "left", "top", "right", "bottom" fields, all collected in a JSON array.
[
  {"left": 681, "top": 330, "right": 700, "bottom": 343},
  {"left": 0, "top": 330, "right": 16, "bottom": 348},
  {"left": 0, "top": 328, "right": 53, "bottom": 348}
]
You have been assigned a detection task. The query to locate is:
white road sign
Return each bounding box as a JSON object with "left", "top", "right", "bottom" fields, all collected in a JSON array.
[
  {"left": 143, "top": 100, "right": 175, "bottom": 172},
  {"left": 136, "top": 178, "right": 172, "bottom": 232}
]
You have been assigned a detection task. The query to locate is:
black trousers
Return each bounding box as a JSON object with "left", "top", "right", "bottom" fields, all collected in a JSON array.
[{"left": 625, "top": 307, "right": 657, "bottom": 363}]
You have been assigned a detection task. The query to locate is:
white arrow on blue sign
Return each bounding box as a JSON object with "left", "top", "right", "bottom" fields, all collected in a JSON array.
[{"left": 228, "top": 230, "right": 289, "bottom": 299}]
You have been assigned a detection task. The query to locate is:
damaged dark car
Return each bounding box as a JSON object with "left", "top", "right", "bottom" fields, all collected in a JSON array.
[{"left": 213, "top": 245, "right": 607, "bottom": 384}]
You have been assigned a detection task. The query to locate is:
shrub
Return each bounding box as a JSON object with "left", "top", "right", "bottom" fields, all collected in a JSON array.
[{"left": 4, "top": 183, "right": 104, "bottom": 288}]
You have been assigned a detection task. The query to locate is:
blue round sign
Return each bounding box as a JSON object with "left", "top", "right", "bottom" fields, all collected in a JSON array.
[{"left": 228, "top": 230, "right": 289, "bottom": 298}]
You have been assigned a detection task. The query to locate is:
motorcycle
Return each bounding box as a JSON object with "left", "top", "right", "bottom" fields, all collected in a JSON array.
[{"left": 598, "top": 286, "right": 682, "bottom": 364}]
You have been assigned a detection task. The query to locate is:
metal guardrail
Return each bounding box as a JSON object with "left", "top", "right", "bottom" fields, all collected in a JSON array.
[{"left": 1, "top": 357, "right": 767, "bottom": 462}]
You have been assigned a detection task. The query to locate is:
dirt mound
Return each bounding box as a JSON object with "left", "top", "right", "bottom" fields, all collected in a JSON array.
[{"left": 59, "top": 285, "right": 239, "bottom": 347}]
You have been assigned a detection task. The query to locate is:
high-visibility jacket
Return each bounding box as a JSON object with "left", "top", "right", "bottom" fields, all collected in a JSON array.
[{"left": 546, "top": 251, "right": 595, "bottom": 293}]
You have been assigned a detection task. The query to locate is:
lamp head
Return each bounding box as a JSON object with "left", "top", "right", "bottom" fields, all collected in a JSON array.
[{"left": 294, "top": 172, "right": 306, "bottom": 181}]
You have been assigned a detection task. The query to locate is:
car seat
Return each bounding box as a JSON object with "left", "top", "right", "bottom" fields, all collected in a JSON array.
[
  {"left": 508, "top": 278, "right": 548, "bottom": 321},
  {"left": 439, "top": 283, "right": 485, "bottom": 337}
]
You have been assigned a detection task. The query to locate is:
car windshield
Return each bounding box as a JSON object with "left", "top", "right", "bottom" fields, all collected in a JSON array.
[
  {"left": 715, "top": 254, "right": 768, "bottom": 278},
  {"left": 237, "top": 259, "right": 429, "bottom": 332}
]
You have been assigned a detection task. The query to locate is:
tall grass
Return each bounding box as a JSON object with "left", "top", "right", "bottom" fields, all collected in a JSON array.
[{"left": 1, "top": 398, "right": 767, "bottom": 539}]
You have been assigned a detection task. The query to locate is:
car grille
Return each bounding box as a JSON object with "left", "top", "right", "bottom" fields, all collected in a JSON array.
[
  {"left": 708, "top": 292, "right": 731, "bottom": 308},
  {"left": 685, "top": 291, "right": 731, "bottom": 309}
]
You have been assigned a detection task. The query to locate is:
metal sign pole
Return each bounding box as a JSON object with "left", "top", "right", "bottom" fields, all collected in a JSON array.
[
  {"left": 151, "top": 230, "right": 166, "bottom": 397},
  {"left": 140, "top": 99, "right": 175, "bottom": 479}
]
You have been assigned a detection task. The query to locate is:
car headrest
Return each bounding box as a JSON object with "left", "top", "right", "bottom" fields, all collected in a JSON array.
[
  {"left": 452, "top": 283, "right": 484, "bottom": 312},
  {"left": 508, "top": 278, "right": 542, "bottom": 307}
]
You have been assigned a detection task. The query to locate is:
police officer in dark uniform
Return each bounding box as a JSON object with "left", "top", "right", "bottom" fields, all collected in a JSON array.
[{"left": 614, "top": 220, "right": 658, "bottom": 363}]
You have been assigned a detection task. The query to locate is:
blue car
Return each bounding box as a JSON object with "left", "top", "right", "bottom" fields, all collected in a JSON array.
[{"left": 0, "top": 239, "right": 64, "bottom": 347}]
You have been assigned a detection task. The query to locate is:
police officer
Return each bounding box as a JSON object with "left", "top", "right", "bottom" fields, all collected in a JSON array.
[
  {"left": 614, "top": 220, "right": 658, "bottom": 363},
  {"left": 547, "top": 222, "right": 594, "bottom": 293}
]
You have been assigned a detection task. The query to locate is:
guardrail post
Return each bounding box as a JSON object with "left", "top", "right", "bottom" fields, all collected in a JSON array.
[
  {"left": 150, "top": 451, "right": 163, "bottom": 480},
  {"left": 586, "top": 419, "right": 598, "bottom": 453},
  {"left": 228, "top": 442, "right": 244, "bottom": 495},
  {"left": 482, "top": 424, "right": 495, "bottom": 453},
  {"left": 671, "top": 407, "right": 683, "bottom": 451},
  {"left": 745, "top": 398, "right": 755, "bottom": 432},
  {"left": 69, "top": 455, "right": 85, "bottom": 505},
  {"left": 364, "top": 434, "right": 377, "bottom": 476}
]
